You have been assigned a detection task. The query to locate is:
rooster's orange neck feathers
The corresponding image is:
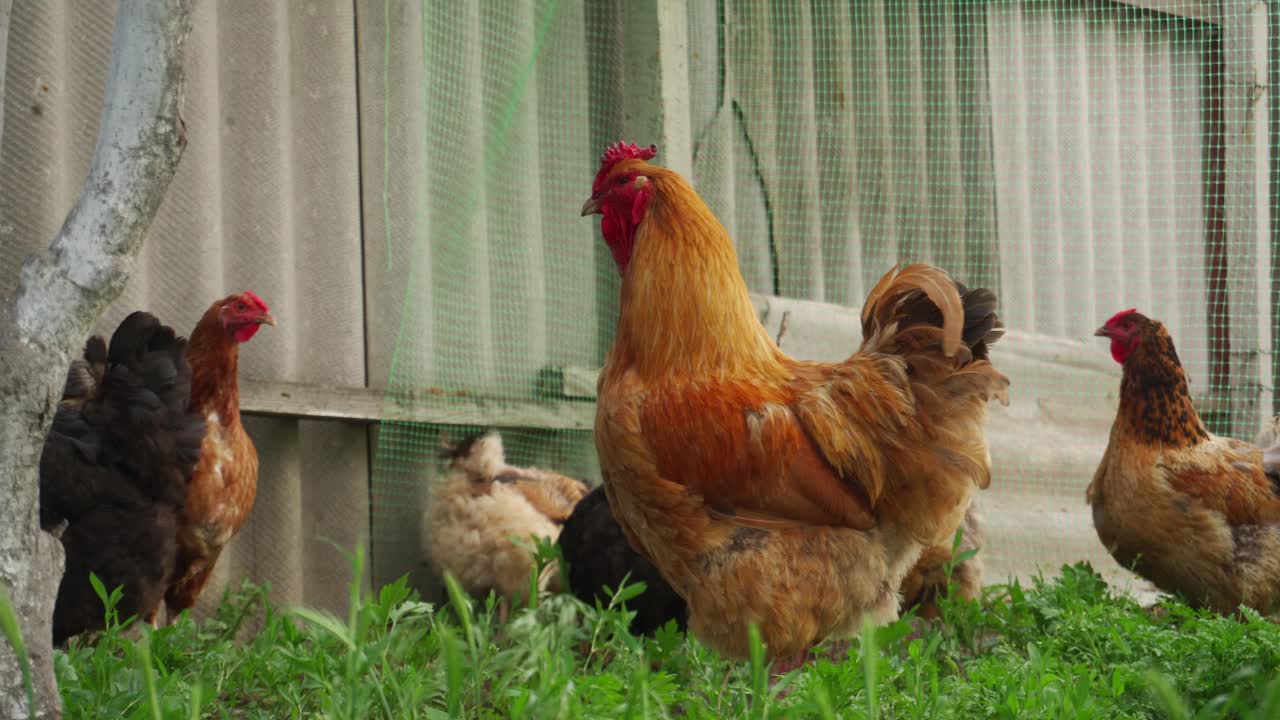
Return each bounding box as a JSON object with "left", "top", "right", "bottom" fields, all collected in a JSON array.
[
  {"left": 1116, "top": 322, "right": 1208, "bottom": 448},
  {"left": 186, "top": 306, "right": 242, "bottom": 425},
  {"left": 609, "top": 169, "right": 784, "bottom": 380}
]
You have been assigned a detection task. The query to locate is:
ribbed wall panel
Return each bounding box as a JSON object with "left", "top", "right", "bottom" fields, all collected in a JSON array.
[
  {"left": 2, "top": 0, "right": 1255, "bottom": 603},
  {"left": 0, "top": 0, "right": 368, "bottom": 616},
  {"left": 356, "top": 0, "right": 609, "bottom": 593},
  {"left": 687, "top": 0, "right": 1002, "bottom": 306},
  {"left": 987, "top": 2, "right": 1211, "bottom": 386}
]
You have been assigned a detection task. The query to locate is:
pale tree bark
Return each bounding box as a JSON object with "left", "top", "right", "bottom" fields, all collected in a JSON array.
[
  {"left": 0, "top": 0, "right": 11, "bottom": 150},
  {"left": 0, "top": 1, "right": 193, "bottom": 717}
]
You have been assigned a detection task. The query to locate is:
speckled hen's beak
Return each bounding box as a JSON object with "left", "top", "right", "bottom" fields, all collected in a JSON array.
[{"left": 580, "top": 195, "right": 603, "bottom": 216}]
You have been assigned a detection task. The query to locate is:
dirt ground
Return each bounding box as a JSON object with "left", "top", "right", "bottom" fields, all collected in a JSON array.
[
  {"left": 977, "top": 479, "right": 1163, "bottom": 606},
  {"left": 979, "top": 398, "right": 1164, "bottom": 606}
]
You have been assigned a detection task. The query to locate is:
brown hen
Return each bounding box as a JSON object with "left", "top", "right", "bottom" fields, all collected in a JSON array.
[
  {"left": 164, "top": 292, "right": 274, "bottom": 618},
  {"left": 1090, "top": 309, "right": 1280, "bottom": 616}
]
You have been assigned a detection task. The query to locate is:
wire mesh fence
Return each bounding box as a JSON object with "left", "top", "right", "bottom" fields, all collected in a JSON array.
[{"left": 368, "top": 0, "right": 1276, "bottom": 598}]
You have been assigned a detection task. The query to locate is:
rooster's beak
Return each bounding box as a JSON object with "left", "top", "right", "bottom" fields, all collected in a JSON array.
[
  {"left": 1093, "top": 326, "right": 1109, "bottom": 338},
  {"left": 580, "top": 195, "right": 603, "bottom": 217},
  {"left": 260, "top": 312, "right": 277, "bottom": 327}
]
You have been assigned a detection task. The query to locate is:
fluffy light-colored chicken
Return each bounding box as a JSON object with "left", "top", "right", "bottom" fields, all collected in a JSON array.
[
  {"left": 422, "top": 431, "right": 589, "bottom": 610},
  {"left": 1089, "top": 309, "right": 1280, "bottom": 616},
  {"left": 581, "top": 141, "right": 1009, "bottom": 663}
]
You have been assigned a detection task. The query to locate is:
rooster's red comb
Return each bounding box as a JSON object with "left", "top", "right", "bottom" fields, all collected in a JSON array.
[{"left": 599, "top": 141, "right": 658, "bottom": 172}]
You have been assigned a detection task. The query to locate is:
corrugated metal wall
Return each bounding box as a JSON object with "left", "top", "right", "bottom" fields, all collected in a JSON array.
[
  {"left": 356, "top": 0, "right": 623, "bottom": 593},
  {"left": 986, "top": 1, "right": 1212, "bottom": 386},
  {"left": 686, "top": 0, "right": 1216, "bottom": 387},
  {"left": 360, "top": 0, "right": 1012, "bottom": 409},
  {"left": 358, "top": 0, "right": 604, "bottom": 400},
  {"left": 1, "top": 0, "right": 1258, "bottom": 607},
  {"left": 0, "top": 1, "right": 369, "bottom": 616},
  {"left": 688, "top": 0, "right": 999, "bottom": 303}
]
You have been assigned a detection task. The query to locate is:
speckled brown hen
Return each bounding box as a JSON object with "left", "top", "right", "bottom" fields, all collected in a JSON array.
[
  {"left": 1089, "top": 309, "right": 1280, "bottom": 616},
  {"left": 581, "top": 141, "right": 1009, "bottom": 665}
]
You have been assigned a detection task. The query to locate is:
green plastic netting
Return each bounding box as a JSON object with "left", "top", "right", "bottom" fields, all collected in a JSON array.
[{"left": 370, "top": 0, "right": 1278, "bottom": 596}]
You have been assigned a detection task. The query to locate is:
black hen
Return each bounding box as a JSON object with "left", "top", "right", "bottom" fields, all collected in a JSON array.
[
  {"left": 40, "top": 311, "right": 206, "bottom": 644},
  {"left": 557, "top": 484, "right": 687, "bottom": 636}
]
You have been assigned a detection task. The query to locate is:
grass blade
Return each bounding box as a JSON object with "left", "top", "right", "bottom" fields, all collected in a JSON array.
[
  {"left": 437, "top": 623, "right": 463, "bottom": 717},
  {"left": 862, "top": 620, "right": 879, "bottom": 720},
  {"left": 187, "top": 681, "right": 204, "bottom": 720},
  {"left": 291, "top": 607, "right": 357, "bottom": 651},
  {"left": 0, "top": 586, "right": 36, "bottom": 720},
  {"left": 136, "top": 631, "right": 163, "bottom": 720},
  {"left": 747, "top": 623, "right": 769, "bottom": 720},
  {"left": 1146, "top": 671, "right": 1190, "bottom": 720}
]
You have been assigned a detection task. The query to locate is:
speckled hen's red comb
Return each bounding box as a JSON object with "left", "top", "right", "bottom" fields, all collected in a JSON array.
[
  {"left": 599, "top": 141, "right": 657, "bottom": 172},
  {"left": 1105, "top": 307, "right": 1138, "bottom": 326}
]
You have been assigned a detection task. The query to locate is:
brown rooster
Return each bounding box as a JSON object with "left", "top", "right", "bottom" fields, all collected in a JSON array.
[
  {"left": 580, "top": 141, "right": 1009, "bottom": 664},
  {"left": 1089, "top": 309, "right": 1280, "bottom": 616},
  {"left": 164, "top": 291, "right": 274, "bottom": 619},
  {"left": 898, "top": 499, "right": 984, "bottom": 620}
]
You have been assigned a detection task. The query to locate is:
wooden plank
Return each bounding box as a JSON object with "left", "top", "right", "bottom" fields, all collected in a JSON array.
[
  {"left": 1114, "top": 1, "right": 1220, "bottom": 24},
  {"left": 620, "top": 0, "right": 693, "bottom": 177},
  {"left": 538, "top": 313, "right": 1233, "bottom": 420},
  {"left": 540, "top": 366, "right": 1226, "bottom": 418},
  {"left": 560, "top": 365, "right": 600, "bottom": 400},
  {"left": 239, "top": 379, "right": 595, "bottom": 431},
  {"left": 1221, "top": 0, "right": 1272, "bottom": 437},
  {"left": 242, "top": 281, "right": 1236, "bottom": 432},
  {"left": 1271, "top": 0, "right": 1280, "bottom": 418}
]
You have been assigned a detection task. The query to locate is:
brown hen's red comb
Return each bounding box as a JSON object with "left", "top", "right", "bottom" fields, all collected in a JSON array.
[
  {"left": 241, "top": 291, "right": 270, "bottom": 311},
  {"left": 599, "top": 141, "right": 658, "bottom": 172},
  {"left": 1105, "top": 308, "right": 1138, "bottom": 326}
]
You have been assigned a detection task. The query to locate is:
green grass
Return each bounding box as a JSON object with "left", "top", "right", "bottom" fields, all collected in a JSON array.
[{"left": 29, "top": 553, "right": 1280, "bottom": 719}]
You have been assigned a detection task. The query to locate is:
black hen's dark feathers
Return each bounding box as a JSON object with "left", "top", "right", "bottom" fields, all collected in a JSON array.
[
  {"left": 60, "top": 336, "right": 107, "bottom": 408},
  {"left": 39, "top": 311, "right": 206, "bottom": 645},
  {"left": 557, "top": 485, "right": 687, "bottom": 636}
]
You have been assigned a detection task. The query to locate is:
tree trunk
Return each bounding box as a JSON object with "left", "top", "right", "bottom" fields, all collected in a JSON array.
[
  {"left": 0, "top": 0, "right": 12, "bottom": 150},
  {"left": 0, "top": 1, "right": 192, "bottom": 717}
]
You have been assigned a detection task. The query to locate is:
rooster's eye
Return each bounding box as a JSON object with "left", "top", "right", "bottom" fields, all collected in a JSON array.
[
  {"left": 236, "top": 302, "right": 247, "bottom": 311},
  {"left": 615, "top": 175, "right": 629, "bottom": 186}
]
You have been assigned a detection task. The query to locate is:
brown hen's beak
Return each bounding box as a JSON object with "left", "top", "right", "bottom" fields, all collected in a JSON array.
[
  {"left": 580, "top": 195, "right": 603, "bottom": 216},
  {"left": 260, "top": 312, "right": 277, "bottom": 327},
  {"left": 1094, "top": 326, "right": 1110, "bottom": 338}
]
